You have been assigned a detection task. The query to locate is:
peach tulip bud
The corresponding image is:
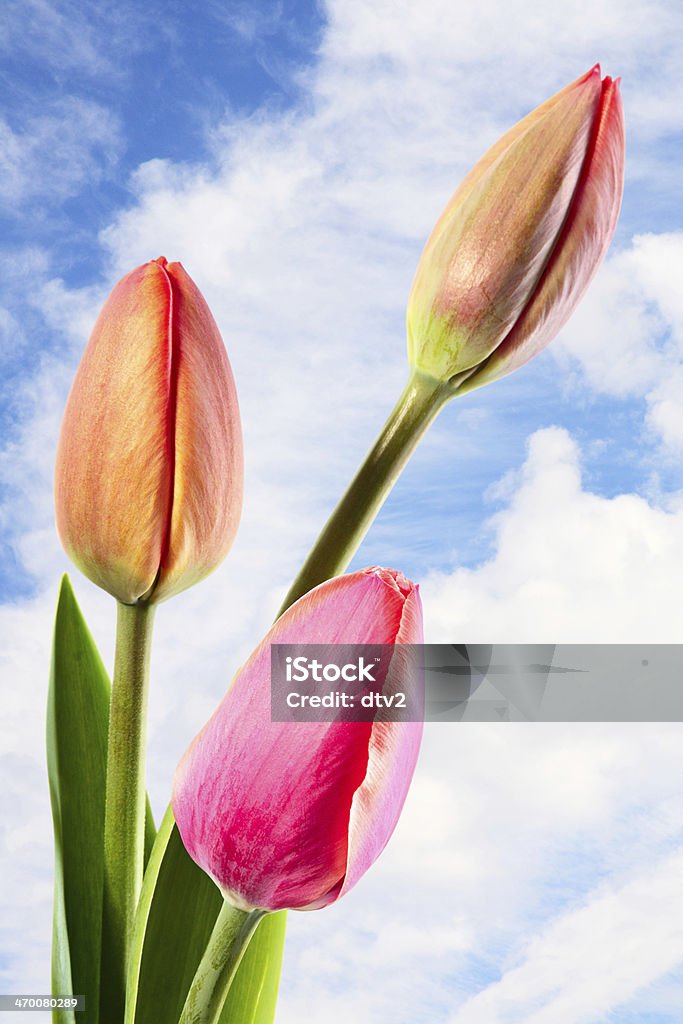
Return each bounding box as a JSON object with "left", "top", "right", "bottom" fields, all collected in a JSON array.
[
  {"left": 55, "top": 258, "right": 243, "bottom": 604},
  {"left": 407, "top": 65, "right": 625, "bottom": 391},
  {"left": 172, "top": 566, "right": 423, "bottom": 912}
]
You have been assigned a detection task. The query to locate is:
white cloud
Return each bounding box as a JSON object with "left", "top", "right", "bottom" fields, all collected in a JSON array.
[
  {"left": 449, "top": 848, "right": 683, "bottom": 1023},
  {"left": 424, "top": 427, "right": 683, "bottom": 642},
  {"left": 648, "top": 366, "right": 683, "bottom": 451},
  {"left": 0, "top": 0, "right": 150, "bottom": 79},
  {"left": 0, "top": 590, "right": 60, "bottom": 996},
  {"left": 0, "top": 305, "right": 24, "bottom": 365},
  {"left": 0, "top": 99, "right": 121, "bottom": 210},
  {"left": 552, "top": 243, "right": 667, "bottom": 399},
  {"left": 554, "top": 232, "right": 683, "bottom": 451}
]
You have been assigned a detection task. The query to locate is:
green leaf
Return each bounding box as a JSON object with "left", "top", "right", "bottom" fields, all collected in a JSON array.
[
  {"left": 126, "top": 811, "right": 219, "bottom": 1023},
  {"left": 48, "top": 576, "right": 110, "bottom": 1024},
  {"left": 219, "top": 912, "right": 286, "bottom": 1024},
  {"left": 126, "top": 812, "right": 285, "bottom": 1024},
  {"left": 47, "top": 576, "right": 156, "bottom": 1024}
]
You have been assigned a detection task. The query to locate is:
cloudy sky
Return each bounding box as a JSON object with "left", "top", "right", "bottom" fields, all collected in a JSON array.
[{"left": 2, "top": 0, "right": 683, "bottom": 1020}]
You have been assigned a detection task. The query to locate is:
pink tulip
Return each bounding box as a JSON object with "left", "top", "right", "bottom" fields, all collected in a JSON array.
[
  {"left": 55, "top": 258, "right": 243, "bottom": 604},
  {"left": 407, "top": 66, "right": 625, "bottom": 391},
  {"left": 172, "top": 567, "right": 423, "bottom": 912}
]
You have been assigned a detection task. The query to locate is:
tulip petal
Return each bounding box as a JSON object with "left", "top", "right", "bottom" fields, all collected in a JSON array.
[
  {"left": 466, "top": 77, "right": 625, "bottom": 389},
  {"left": 429, "top": 66, "right": 602, "bottom": 231},
  {"left": 55, "top": 262, "right": 172, "bottom": 604},
  {"left": 332, "top": 587, "right": 424, "bottom": 905},
  {"left": 172, "top": 568, "right": 423, "bottom": 912},
  {"left": 152, "top": 261, "right": 243, "bottom": 602}
]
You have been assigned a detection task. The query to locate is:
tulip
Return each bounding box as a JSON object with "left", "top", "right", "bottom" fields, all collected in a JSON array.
[
  {"left": 55, "top": 257, "right": 243, "bottom": 605},
  {"left": 278, "top": 68, "right": 625, "bottom": 613},
  {"left": 276, "top": 70, "right": 626, "bottom": 614},
  {"left": 172, "top": 566, "right": 423, "bottom": 912},
  {"left": 407, "top": 65, "right": 625, "bottom": 391}
]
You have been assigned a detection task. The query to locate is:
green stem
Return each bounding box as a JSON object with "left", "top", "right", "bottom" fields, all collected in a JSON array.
[
  {"left": 178, "top": 902, "right": 267, "bottom": 1024},
  {"left": 278, "top": 368, "right": 452, "bottom": 614},
  {"left": 101, "top": 600, "right": 156, "bottom": 1023}
]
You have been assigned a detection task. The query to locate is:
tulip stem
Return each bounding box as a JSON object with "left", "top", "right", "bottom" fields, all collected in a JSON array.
[
  {"left": 278, "top": 368, "right": 452, "bottom": 614},
  {"left": 101, "top": 600, "right": 156, "bottom": 1023},
  {"left": 178, "top": 901, "right": 267, "bottom": 1024}
]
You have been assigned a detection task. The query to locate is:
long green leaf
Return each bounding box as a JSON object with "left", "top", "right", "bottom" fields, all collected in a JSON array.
[
  {"left": 219, "top": 911, "right": 286, "bottom": 1024},
  {"left": 127, "top": 812, "right": 285, "bottom": 1024},
  {"left": 48, "top": 576, "right": 110, "bottom": 1023},
  {"left": 47, "top": 576, "right": 156, "bottom": 1023}
]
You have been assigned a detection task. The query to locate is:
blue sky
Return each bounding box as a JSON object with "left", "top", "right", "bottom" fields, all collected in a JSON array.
[{"left": 2, "top": 1, "right": 683, "bottom": 1021}]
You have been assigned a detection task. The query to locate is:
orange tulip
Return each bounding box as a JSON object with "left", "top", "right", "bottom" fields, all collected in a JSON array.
[
  {"left": 55, "top": 258, "right": 243, "bottom": 604},
  {"left": 407, "top": 66, "right": 625, "bottom": 391}
]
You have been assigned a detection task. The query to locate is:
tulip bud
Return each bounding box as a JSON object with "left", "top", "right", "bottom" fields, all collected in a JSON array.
[
  {"left": 172, "top": 566, "right": 423, "bottom": 912},
  {"left": 55, "top": 258, "right": 243, "bottom": 604},
  {"left": 407, "top": 65, "right": 625, "bottom": 391}
]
